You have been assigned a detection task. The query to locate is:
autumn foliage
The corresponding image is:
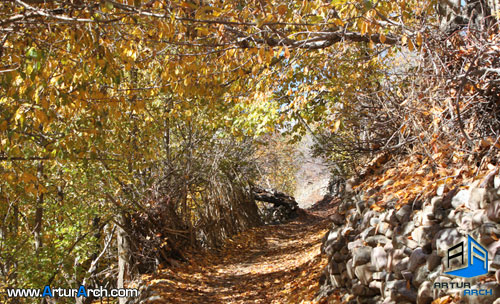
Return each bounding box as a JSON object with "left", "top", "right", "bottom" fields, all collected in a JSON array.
[{"left": 1, "top": 0, "right": 500, "bottom": 302}]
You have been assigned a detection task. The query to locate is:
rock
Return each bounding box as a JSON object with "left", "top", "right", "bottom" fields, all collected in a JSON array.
[
  {"left": 459, "top": 211, "right": 478, "bottom": 231},
  {"left": 463, "top": 282, "right": 500, "bottom": 304},
  {"left": 385, "top": 228, "right": 394, "bottom": 239},
  {"left": 496, "top": 269, "right": 500, "bottom": 284},
  {"left": 430, "top": 196, "right": 443, "bottom": 209},
  {"left": 360, "top": 227, "right": 375, "bottom": 240},
  {"left": 436, "top": 185, "right": 445, "bottom": 196},
  {"left": 473, "top": 209, "right": 490, "bottom": 226},
  {"left": 352, "top": 283, "right": 378, "bottom": 297},
  {"left": 417, "top": 281, "right": 433, "bottom": 304},
  {"left": 467, "top": 187, "right": 488, "bottom": 210},
  {"left": 401, "top": 270, "right": 413, "bottom": 281},
  {"left": 369, "top": 280, "right": 383, "bottom": 290},
  {"left": 377, "top": 222, "right": 390, "bottom": 235},
  {"left": 413, "top": 264, "right": 430, "bottom": 287},
  {"left": 408, "top": 248, "right": 428, "bottom": 272},
  {"left": 384, "top": 280, "right": 417, "bottom": 303},
  {"left": 365, "top": 235, "right": 391, "bottom": 247},
  {"left": 490, "top": 243, "right": 500, "bottom": 270},
  {"left": 428, "top": 265, "right": 442, "bottom": 281},
  {"left": 329, "top": 274, "right": 342, "bottom": 288},
  {"left": 346, "top": 258, "right": 355, "bottom": 280},
  {"left": 356, "top": 200, "right": 366, "bottom": 215},
  {"left": 348, "top": 239, "right": 364, "bottom": 251},
  {"left": 411, "top": 225, "right": 439, "bottom": 247},
  {"left": 488, "top": 200, "right": 500, "bottom": 222},
  {"left": 353, "top": 246, "right": 372, "bottom": 267},
  {"left": 370, "top": 217, "right": 381, "bottom": 227},
  {"left": 488, "top": 188, "right": 500, "bottom": 203},
  {"left": 411, "top": 227, "right": 426, "bottom": 246},
  {"left": 347, "top": 212, "right": 361, "bottom": 227},
  {"left": 473, "top": 223, "right": 500, "bottom": 245},
  {"left": 354, "top": 264, "right": 374, "bottom": 285},
  {"left": 361, "top": 210, "right": 378, "bottom": 227},
  {"left": 373, "top": 271, "right": 386, "bottom": 280},
  {"left": 400, "top": 221, "right": 416, "bottom": 236},
  {"left": 495, "top": 175, "right": 500, "bottom": 189},
  {"left": 322, "top": 228, "right": 345, "bottom": 256},
  {"left": 434, "top": 228, "right": 463, "bottom": 257},
  {"left": 392, "top": 256, "right": 409, "bottom": 275},
  {"left": 446, "top": 209, "right": 463, "bottom": 226},
  {"left": 415, "top": 207, "right": 435, "bottom": 227},
  {"left": 426, "top": 252, "right": 442, "bottom": 271},
  {"left": 333, "top": 251, "right": 344, "bottom": 263},
  {"left": 382, "top": 209, "right": 398, "bottom": 223},
  {"left": 388, "top": 249, "right": 406, "bottom": 270},
  {"left": 404, "top": 238, "right": 419, "bottom": 250},
  {"left": 328, "top": 261, "right": 341, "bottom": 275},
  {"left": 329, "top": 213, "right": 345, "bottom": 225},
  {"left": 384, "top": 241, "right": 394, "bottom": 252},
  {"left": 341, "top": 225, "right": 354, "bottom": 237},
  {"left": 451, "top": 189, "right": 470, "bottom": 208},
  {"left": 396, "top": 205, "right": 412, "bottom": 222},
  {"left": 371, "top": 246, "right": 388, "bottom": 271}
]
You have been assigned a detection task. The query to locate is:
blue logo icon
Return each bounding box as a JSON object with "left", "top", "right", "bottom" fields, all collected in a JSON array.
[{"left": 444, "top": 235, "right": 488, "bottom": 278}]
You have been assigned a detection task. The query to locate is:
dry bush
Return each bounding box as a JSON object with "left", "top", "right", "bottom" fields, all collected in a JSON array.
[{"left": 115, "top": 120, "right": 263, "bottom": 273}]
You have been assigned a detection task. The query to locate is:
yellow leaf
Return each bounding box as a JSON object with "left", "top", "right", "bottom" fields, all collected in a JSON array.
[
  {"left": 380, "top": 33, "right": 386, "bottom": 44},
  {"left": 22, "top": 172, "right": 37, "bottom": 183},
  {"left": 401, "top": 35, "right": 408, "bottom": 45},
  {"left": 35, "top": 109, "right": 48, "bottom": 124},
  {"left": 284, "top": 46, "right": 290, "bottom": 59},
  {"left": 38, "top": 184, "right": 48, "bottom": 194},
  {"left": 332, "top": 120, "right": 341, "bottom": 132},
  {"left": 0, "top": 121, "right": 7, "bottom": 132},
  {"left": 360, "top": 21, "right": 367, "bottom": 35},
  {"left": 25, "top": 184, "right": 37, "bottom": 195},
  {"left": 432, "top": 296, "right": 452, "bottom": 304},
  {"left": 408, "top": 39, "right": 415, "bottom": 51},
  {"left": 334, "top": 18, "right": 344, "bottom": 26},
  {"left": 41, "top": 98, "right": 50, "bottom": 110},
  {"left": 277, "top": 4, "right": 288, "bottom": 16},
  {"left": 416, "top": 32, "right": 423, "bottom": 47},
  {"left": 370, "top": 203, "right": 384, "bottom": 212}
]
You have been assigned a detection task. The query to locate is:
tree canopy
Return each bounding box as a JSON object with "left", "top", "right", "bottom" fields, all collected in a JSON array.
[{"left": 1, "top": 0, "right": 499, "bottom": 301}]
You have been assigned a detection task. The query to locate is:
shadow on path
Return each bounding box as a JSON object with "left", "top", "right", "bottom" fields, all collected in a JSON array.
[{"left": 141, "top": 197, "right": 339, "bottom": 304}]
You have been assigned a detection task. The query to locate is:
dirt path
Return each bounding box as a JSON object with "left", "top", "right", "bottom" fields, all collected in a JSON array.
[{"left": 140, "top": 198, "right": 337, "bottom": 304}]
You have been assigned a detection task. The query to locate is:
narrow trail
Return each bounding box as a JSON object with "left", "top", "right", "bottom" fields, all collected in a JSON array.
[{"left": 141, "top": 197, "right": 338, "bottom": 304}]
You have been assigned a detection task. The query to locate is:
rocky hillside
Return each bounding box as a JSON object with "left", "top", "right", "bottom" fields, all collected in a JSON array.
[{"left": 317, "top": 170, "right": 500, "bottom": 304}]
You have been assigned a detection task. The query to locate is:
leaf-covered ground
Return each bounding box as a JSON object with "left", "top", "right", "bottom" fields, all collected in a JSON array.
[{"left": 140, "top": 198, "right": 338, "bottom": 304}]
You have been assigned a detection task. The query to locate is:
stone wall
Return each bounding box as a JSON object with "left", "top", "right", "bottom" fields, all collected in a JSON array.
[{"left": 317, "top": 176, "right": 500, "bottom": 303}]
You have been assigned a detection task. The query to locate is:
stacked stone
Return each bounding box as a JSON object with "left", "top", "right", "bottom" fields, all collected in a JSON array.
[{"left": 317, "top": 176, "right": 500, "bottom": 304}]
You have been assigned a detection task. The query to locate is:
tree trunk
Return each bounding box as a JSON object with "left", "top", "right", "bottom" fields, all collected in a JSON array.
[
  {"left": 117, "top": 214, "right": 131, "bottom": 304},
  {"left": 34, "top": 162, "right": 44, "bottom": 253}
]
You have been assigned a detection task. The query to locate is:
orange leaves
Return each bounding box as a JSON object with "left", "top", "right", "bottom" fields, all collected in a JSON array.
[
  {"left": 21, "top": 172, "right": 37, "bottom": 183},
  {"left": 277, "top": 4, "right": 288, "bottom": 16},
  {"left": 143, "top": 213, "right": 331, "bottom": 304},
  {"left": 370, "top": 203, "right": 384, "bottom": 212},
  {"left": 283, "top": 46, "right": 290, "bottom": 59},
  {"left": 432, "top": 296, "right": 454, "bottom": 304},
  {"left": 416, "top": 32, "right": 423, "bottom": 47}
]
